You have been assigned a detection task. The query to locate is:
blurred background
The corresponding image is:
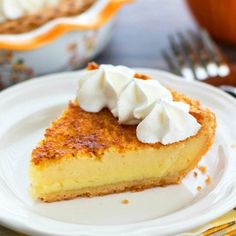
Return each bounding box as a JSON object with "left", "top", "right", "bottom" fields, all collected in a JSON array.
[
  {"left": 96, "top": 0, "right": 236, "bottom": 69},
  {"left": 0, "top": 0, "right": 236, "bottom": 94},
  {"left": 98, "top": 0, "right": 200, "bottom": 68}
]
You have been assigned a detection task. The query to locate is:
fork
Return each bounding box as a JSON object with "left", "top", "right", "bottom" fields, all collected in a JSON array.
[
  {"left": 163, "top": 29, "right": 236, "bottom": 235},
  {"left": 162, "top": 29, "right": 236, "bottom": 97},
  {"left": 202, "top": 220, "right": 236, "bottom": 236}
]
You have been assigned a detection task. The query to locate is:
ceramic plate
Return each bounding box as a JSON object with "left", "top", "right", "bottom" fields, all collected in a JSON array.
[{"left": 0, "top": 69, "right": 236, "bottom": 236}]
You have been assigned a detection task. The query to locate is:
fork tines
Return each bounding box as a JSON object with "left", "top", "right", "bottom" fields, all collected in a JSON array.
[{"left": 163, "top": 29, "right": 230, "bottom": 81}]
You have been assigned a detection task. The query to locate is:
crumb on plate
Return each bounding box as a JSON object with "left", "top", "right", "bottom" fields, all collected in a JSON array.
[
  {"left": 121, "top": 199, "right": 129, "bottom": 204},
  {"left": 193, "top": 171, "right": 198, "bottom": 178},
  {"left": 197, "top": 186, "right": 202, "bottom": 192},
  {"left": 198, "top": 165, "right": 206, "bottom": 174},
  {"left": 205, "top": 175, "right": 212, "bottom": 185}
]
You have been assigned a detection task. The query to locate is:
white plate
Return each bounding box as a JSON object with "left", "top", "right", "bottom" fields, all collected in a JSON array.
[{"left": 0, "top": 69, "right": 236, "bottom": 236}]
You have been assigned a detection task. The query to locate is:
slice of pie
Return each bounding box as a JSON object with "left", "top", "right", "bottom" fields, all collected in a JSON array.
[{"left": 30, "top": 66, "right": 216, "bottom": 202}]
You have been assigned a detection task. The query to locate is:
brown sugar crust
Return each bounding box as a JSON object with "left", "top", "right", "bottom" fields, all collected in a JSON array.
[
  {"left": 0, "top": 0, "right": 95, "bottom": 34},
  {"left": 134, "top": 73, "right": 150, "bottom": 80},
  {"left": 31, "top": 90, "right": 216, "bottom": 166},
  {"left": 87, "top": 62, "right": 99, "bottom": 70}
]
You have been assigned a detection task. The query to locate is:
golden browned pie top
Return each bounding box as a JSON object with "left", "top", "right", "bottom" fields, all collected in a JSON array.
[
  {"left": 0, "top": 0, "right": 96, "bottom": 34},
  {"left": 32, "top": 90, "right": 215, "bottom": 166}
]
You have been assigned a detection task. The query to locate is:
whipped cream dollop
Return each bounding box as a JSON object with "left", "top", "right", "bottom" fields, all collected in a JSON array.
[
  {"left": 117, "top": 78, "right": 172, "bottom": 125},
  {"left": 136, "top": 100, "right": 201, "bottom": 144},
  {"left": 77, "top": 64, "right": 201, "bottom": 145},
  {"left": 77, "top": 64, "right": 135, "bottom": 116},
  {"left": 0, "top": 0, "right": 61, "bottom": 22}
]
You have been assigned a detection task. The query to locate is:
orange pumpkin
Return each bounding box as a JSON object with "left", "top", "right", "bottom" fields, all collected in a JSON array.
[{"left": 186, "top": 0, "right": 236, "bottom": 45}]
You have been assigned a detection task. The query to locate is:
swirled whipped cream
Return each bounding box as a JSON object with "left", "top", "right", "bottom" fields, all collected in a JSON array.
[
  {"left": 117, "top": 78, "right": 172, "bottom": 125},
  {"left": 77, "top": 64, "right": 201, "bottom": 145},
  {"left": 0, "top": 0, "right": 61, "bottom": 22},
  {"left": 77, "top": 64, "right": 135, "bottom": 116},
  {"left": 136, "top": 100, "right": 201, "bottom": 144}
]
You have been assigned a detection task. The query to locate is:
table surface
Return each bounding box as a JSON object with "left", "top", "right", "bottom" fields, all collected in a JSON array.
[
  {"left": 97, "top": 0, "right": 236, "bottom": 67},
  {"left": 1, "top": 0, "right": 235, "bottom": 235},
  {"left": 97, "top": 0, "right": 197, "bottom": 68}
]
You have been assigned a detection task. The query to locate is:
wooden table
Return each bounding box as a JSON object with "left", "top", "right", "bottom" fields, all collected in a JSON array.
[{"left": 1, "top": 0, "right": 235, "bottom": 235}]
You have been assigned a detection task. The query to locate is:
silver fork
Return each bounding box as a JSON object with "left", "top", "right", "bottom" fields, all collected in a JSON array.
[
  {"left": 162, "top": 29, "right": 236, "bottom": 97},
  {"left": 163, "top": 30, "right": 236, "bottom": 234}
]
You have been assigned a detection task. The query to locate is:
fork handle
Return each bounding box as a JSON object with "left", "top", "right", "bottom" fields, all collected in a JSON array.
[{"left": 220, "top": 85, "right": 236, "bottom": 98}]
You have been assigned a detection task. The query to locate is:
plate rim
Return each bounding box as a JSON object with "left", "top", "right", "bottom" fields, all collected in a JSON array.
[{"left": 0, "top": 68, "right": 236, "bottom": 236}]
